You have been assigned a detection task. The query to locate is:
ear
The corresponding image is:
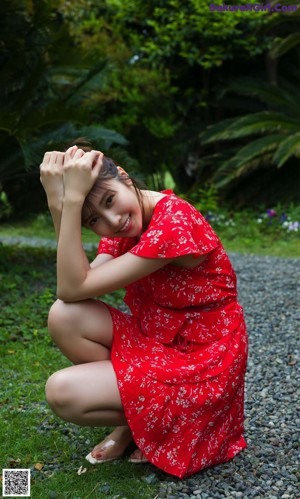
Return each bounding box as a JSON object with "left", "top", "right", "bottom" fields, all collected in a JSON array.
[
  {"left": 117, "top": 166, "right": 128, "bottom": 176},
  {"left": 117, "top": 166, "right": 132, "bottom": 184}
]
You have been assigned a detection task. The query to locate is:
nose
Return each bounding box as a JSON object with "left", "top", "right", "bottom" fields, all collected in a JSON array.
[{"left": 104, "top": 211, "right": 121, "bottom": 230}]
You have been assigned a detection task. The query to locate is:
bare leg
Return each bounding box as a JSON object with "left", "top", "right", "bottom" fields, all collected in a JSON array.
[
  {"left": 46, "top": 361, "right": 124, "bottom": 425},
  {"left": 48, "top": 299, "right": 114, "bottom": 364},
  {"left": 46, "top": 299, "right": 134, "bottom": 460}
]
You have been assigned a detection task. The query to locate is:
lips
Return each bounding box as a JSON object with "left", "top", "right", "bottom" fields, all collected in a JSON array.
[{"left": 119, "top": 215, "right": 131, "bottom": 232}]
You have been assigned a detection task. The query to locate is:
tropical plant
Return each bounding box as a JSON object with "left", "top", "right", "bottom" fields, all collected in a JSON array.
[
  {"left": 58, "top": 0, "right": 277, "bottom": 188},
  {"left": 0, "top": 0, "right": 129, "bottom": 213},
  {"left": 200, "top": 75, "right": 300, "bottom": 188},
  {"left": 199, "top": 5, "right": 300, "bottom": 191}
]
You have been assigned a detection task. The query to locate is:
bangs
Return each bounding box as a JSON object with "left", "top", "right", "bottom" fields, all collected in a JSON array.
[{"left": 81, "top": 181, "right": 116, "bottom": 226}]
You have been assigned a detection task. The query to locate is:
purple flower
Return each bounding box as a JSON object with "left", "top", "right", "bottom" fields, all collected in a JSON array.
[{"left": 267, "top": 209, "right": 277, "bottom": 218}]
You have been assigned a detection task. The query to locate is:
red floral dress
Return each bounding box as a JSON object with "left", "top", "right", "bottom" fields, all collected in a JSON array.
[{"left": 97, "top": 191, "right": 248, "bottom": 478}]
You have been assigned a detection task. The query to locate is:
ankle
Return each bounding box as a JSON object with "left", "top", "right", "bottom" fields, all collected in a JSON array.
[{"left": 113, "top": 425, "right": 133, "bottom": 443}]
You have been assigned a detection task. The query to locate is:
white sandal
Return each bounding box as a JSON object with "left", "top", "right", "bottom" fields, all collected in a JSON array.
[
  {"left": 85, "top": 439, "right": 123, "bottom": 464},
  {"left": 128, "top": 449, "right": 148, "bottom": 463}
]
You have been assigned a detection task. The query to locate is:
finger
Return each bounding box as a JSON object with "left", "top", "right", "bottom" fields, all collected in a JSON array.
[
  {"left": 88, "top": 150, "right": 102, "bottom": 167},
  {"left": 73, "top": 148, "right": 85, "bottom": 159},
  {"left": 56, "top": 152, "right": 64, "bottom": 167},
  {"left": 65, "top": 145, "right": 77, "bottom": 153},
  {"left": 43, "top": 152, "right": 51, "bottom": 165},
  {"left": 64, "top": 147, "right": 80, "bottom": 164},
  {"left": 50, "top": 151, "right": 58, "bottom": 164},
  {"left": 43, "top": 151, "right": 58, "bottom": 167},
  {"left": 92, "top": 152, "right": 103, "bottom": 177},
  {"left": 65, "top": 145, "right": 78, "bottom": 158}
]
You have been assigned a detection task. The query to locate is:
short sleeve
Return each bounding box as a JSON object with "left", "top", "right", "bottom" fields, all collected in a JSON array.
[
  {"left": 97, "top": 237, "right": 136, "bottom": 258},
  {"left": 129, "top": 195, "right": 220, "bottom": 259}
]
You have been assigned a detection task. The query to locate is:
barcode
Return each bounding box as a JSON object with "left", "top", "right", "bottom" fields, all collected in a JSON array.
[{"left": 2, "top": 469, "right": 31, "bottom": 497}]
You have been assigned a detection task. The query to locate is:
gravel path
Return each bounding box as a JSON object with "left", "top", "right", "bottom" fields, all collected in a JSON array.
[
  {"left": 160, "top": 253, "right": 299, "bottom": 499},
  {"left": 1, "top": 237, "right": 299, "bottom": 498}
]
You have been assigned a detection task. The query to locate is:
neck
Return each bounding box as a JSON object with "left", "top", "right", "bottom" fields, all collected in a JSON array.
[{"left": 141, "top": 190, "right": 166, "bottom": 230}]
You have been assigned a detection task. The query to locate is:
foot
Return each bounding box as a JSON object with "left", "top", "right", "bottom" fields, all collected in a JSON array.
[
  {"left": 86, "top": 426, "right": 133, "bottom": 464},
  {"left": 128, "top": 448, "right": 148, "bottom": 463}
]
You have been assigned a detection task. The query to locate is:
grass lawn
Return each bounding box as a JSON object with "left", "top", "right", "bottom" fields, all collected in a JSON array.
[
  {"left": 0, "top": 246, "right": 169, "bottom": 499},
  {"left": 0, "top": 207, "right": 299, "bottom": 498}
]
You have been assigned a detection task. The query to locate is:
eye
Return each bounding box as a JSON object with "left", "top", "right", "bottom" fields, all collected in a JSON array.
[
  {"left": 89, "top": 216, "right": 99, "bottom": 227},
  {"left": 106, "top": 195, "right": 114, "bottom": 206}
]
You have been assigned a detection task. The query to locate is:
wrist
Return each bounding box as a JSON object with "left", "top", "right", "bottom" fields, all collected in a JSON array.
[
  {"left": 48, "top": 199, "right": 63, "bottom": 213},
  {"left": 63, "top": 194, "right": 85, "bottom": 207}
]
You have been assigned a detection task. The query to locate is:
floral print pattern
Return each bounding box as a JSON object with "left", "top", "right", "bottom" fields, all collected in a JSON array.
[{"left": 98, "top": 191, "right": 248, "bottom": 478}]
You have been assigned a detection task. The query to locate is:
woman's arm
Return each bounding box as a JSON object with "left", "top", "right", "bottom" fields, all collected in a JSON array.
[
  {"left": 41, "top": 148, "right": 97, "bottom": 274},
  {"left": 57, "top": 149, "right": 172, "bottom": 301},
  {"left": 90, "top": 253, "right": 114, "bottom": 268},
  {"left": 40, "top": 150, "right": 65, "bottom": 240},
  {"left": 40, "top": 146, "right": 83, "bottom": 241},
  {"left": 58, "top": 204, "right": 172, "bottom": 301},
  {"left": 58, "top": 207, "right": 171, "bottom": 301}
]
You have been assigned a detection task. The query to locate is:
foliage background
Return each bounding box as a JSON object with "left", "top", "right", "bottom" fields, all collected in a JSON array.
[
  {"left": 0, "top": 3, "right": 299, "bottom": 497},
  {"left": 0, "top": 0, "right": 299, "bottom": 217}
]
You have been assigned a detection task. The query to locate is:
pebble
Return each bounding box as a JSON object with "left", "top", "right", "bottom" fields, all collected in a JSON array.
[
  {"left": 4, "top": 242, "right": 298, "bottom": 498},
  {"left": 141, "top": 473, "right": 158, "bottom": 485},
  {"left": 155, "top": 255, "right": 299, "bottom": 498}
]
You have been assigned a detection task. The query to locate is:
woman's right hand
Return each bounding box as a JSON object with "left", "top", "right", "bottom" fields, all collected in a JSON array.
[{"left": 40, "top": 146, "right": 78, "bottom": 210}]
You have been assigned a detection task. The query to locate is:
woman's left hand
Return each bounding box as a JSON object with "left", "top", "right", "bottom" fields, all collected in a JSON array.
[{"left": 63, "top": 149, "right": 103, "bottom": 203}]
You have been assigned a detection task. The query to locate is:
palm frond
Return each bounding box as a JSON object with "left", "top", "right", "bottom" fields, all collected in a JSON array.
[
  {"left": 229, "top": 134, "right": 284, "bottom": 166},
  {"left": 76, "top": 125, "right": 128, "bottom": 149},
  {"left": 271, "top": 32, "right": 300, "bottom": 58},
  {"left": 201, "top": 112, "right": 298, "bottom": 144},
  {"left": 219, "top": 78, "right": 298, "bottom": 117},
  {"left": 20, "top": 123, "right": 128, "bottom": 170},
  {"left": 209, "top": 135, "right": 282, "bottom": 186},
  {"left": 213, "top": 153, "right": 274, "bottom": 188},
  {"left": 273, "top": 132, "right": 300, "bottom": 167}
]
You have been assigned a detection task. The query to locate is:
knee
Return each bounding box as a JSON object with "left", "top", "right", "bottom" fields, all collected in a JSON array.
[
  {"left": 45, "top": 370, "right": 73, "bottom": 420},
  {"left": 47, "top": 299, "right": 73, "bottom": 341}
]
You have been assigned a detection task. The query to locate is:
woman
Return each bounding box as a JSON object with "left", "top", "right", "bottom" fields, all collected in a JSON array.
[{"left": 40, "top": 145, "right": 248, "bottom": 478}]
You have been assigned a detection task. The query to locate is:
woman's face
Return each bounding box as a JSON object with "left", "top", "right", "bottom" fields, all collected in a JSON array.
[{"left": 83, "top": 178, "right": 144, "bottom": 238}]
